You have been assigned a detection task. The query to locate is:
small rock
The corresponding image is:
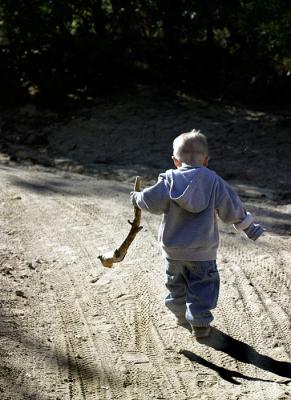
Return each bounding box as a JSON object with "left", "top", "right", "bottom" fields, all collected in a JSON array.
[
  {"left": 15, "top": 290, "right": 27, "bottom": 299},
  {"left": 90, "top": 276, "right": 99, "bottom": 283},
  {"left": 27, "top": 261, "right": 36, "bottom": 270},
  {"left": 2, "top": 266, "right": 13, "bottom": 275}
]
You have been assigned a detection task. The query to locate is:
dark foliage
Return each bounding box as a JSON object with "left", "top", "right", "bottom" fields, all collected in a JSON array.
[{"left": 0, "top": 0, "right": 290, "bottom": 104}]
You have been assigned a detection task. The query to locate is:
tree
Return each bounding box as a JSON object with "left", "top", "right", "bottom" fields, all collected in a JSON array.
[{"left": 0, "top": 0, "right": 290, "bottom": 104}]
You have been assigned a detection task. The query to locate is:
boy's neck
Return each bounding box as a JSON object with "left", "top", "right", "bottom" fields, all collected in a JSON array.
[{"left": 181, "top": 162, "right": 203, "bottom": 168}]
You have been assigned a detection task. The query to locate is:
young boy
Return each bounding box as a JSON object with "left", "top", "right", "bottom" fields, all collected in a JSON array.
[{"left": 130, "top": 130, "right": 263, "bottom": 338}]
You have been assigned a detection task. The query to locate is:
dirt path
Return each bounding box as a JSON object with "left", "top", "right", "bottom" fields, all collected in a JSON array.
[{"left": 0, "top": 164, "right": 291, "bottom": 400}]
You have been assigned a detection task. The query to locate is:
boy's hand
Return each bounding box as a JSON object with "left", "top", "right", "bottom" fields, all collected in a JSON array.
[
  {"left": 130, "top": 191, "right": 136, "bottom": 206},
  {"left": 244, "top": 223, "right": 264, "bottom": 241}
]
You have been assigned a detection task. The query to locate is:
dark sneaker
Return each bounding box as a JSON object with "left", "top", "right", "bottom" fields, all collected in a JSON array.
[
  {"left": 176, "top": 317, "right": 190, "bottom": 328},
  {"left": 192, "top": 326, "right": 211, "bottom": 338}
]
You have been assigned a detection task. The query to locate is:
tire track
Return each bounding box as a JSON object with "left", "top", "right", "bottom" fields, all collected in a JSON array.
[
  {"left": 2, "top": 167, "right": 291, "bottom": 400},
  {"left": 222, "top": 236, "right": 291, "bottom": 357},
  {"left": 220, "top": 236, "right": 291, "bottom": 394},
  {"left": 0, "top": 187, "right": 72, "bottom": 399},
  {"left": 53, "top": 269, "right": 121, "bottom": 400},
  {"left": 10, "top": 188, "right": 124, "bottom": 400},
  {"left": 58, "top": 197, "right": 188, "bottom": 399},
  {"left": 53, "top": 192, "right": 192, "bottom": 399}
]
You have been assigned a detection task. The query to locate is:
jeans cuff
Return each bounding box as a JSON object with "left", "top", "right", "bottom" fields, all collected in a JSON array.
[
  {"left": 190, "top": 314, "right": 213, "bottom": 327},
  {"left": 190, "top": 320, "right": 212, "bottom": 327}
]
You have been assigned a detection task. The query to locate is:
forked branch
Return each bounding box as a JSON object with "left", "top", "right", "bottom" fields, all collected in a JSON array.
[{"left": 98, "top": 176, "right": 142, "bottom": 268}]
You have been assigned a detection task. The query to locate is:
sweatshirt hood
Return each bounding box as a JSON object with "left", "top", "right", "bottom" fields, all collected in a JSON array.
[{"left": 166, "top": 166, "right": 217, "bottom": 213}]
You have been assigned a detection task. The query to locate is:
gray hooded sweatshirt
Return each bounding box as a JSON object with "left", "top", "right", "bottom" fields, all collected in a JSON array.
[{"left": 132, "top": 165, "right": 246, "bottom": 261}]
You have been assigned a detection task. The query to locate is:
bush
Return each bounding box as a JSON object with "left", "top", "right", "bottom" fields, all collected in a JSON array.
[{"left": 0, "top": 0, "right": 290, "bottom": 104}]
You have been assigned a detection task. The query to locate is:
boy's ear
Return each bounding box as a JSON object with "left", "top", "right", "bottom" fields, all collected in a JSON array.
[
  {"left": 172, "top": 156, "right": 182, "bottom": 168},
  {"left": 203, "top": 156, "right": 209, "bottom": 167}
]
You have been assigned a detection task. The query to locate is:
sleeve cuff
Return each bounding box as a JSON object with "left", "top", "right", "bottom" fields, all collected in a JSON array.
[
  {"left": 130, "top": 192, "right": 138, "bottom": 206},
  {"left": 233, "top": 212, "right": 253, "bottom": 231}
]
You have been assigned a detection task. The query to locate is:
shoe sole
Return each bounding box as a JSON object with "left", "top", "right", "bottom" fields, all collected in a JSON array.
[{"left": 192, "top": 326, "right": 211, "bottom": 338}]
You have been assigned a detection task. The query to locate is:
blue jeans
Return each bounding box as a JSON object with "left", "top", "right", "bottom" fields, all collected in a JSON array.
[{"left": 165, "top": 259, "right": 220, "bottom": 327}]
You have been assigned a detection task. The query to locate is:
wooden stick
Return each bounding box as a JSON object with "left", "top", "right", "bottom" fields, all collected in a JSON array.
[{"left": 98, "top": 177, "right": 143, "bottom": 268}]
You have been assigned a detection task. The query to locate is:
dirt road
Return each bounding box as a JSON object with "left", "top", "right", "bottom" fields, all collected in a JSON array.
[{"left": 0, "top": 163, "right": 291, "bottom": 400}]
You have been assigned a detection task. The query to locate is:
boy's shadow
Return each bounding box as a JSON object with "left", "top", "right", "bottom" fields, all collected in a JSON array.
[{"left": 180, "top": 327, "right": 291, "bottom": 385}]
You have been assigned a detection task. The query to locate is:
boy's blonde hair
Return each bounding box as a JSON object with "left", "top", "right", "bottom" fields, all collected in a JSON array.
[{"left": 173, "top": 130, "right": 208, "bottom": 163}]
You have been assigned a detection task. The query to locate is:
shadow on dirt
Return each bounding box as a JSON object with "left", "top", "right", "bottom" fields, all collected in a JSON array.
[
  {"left": 5, "top": 166, "right": 132, "bottom": 199},
  {"left": 6, "top": 164, "right": 291, "bottom": 236},
  {"left": 180, "top": 350, "right": 289, "bottom": 385},
  {"left": 246, "top": 203, "right": 291, "bottom": 236},
  {"left": 180, "top": 327, "right": 291, "bottom": 384},
  {"left": 1, "top": 92, "right": 291, "bottom": 197},
  {"left": 0, "top": 294, "right": 118, "bottom": 398}
]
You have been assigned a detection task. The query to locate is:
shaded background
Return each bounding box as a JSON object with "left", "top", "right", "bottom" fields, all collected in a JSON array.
[
  {"left": 0, "top": 0, "right": 290, "bottom": 201},
  {"left": 0, "top": 0, "right": 291, "bottom": 106}
]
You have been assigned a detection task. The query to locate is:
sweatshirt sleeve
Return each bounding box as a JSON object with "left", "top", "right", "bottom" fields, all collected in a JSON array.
[
  {"left": 215, "top": 176, "right": 264, "bottom": 240},
  {"left": 131, "top": 174, "right": 170, "bottom": 215},
  {"left": 215, "top": 177, "right": 246, "bottom": 224}
]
